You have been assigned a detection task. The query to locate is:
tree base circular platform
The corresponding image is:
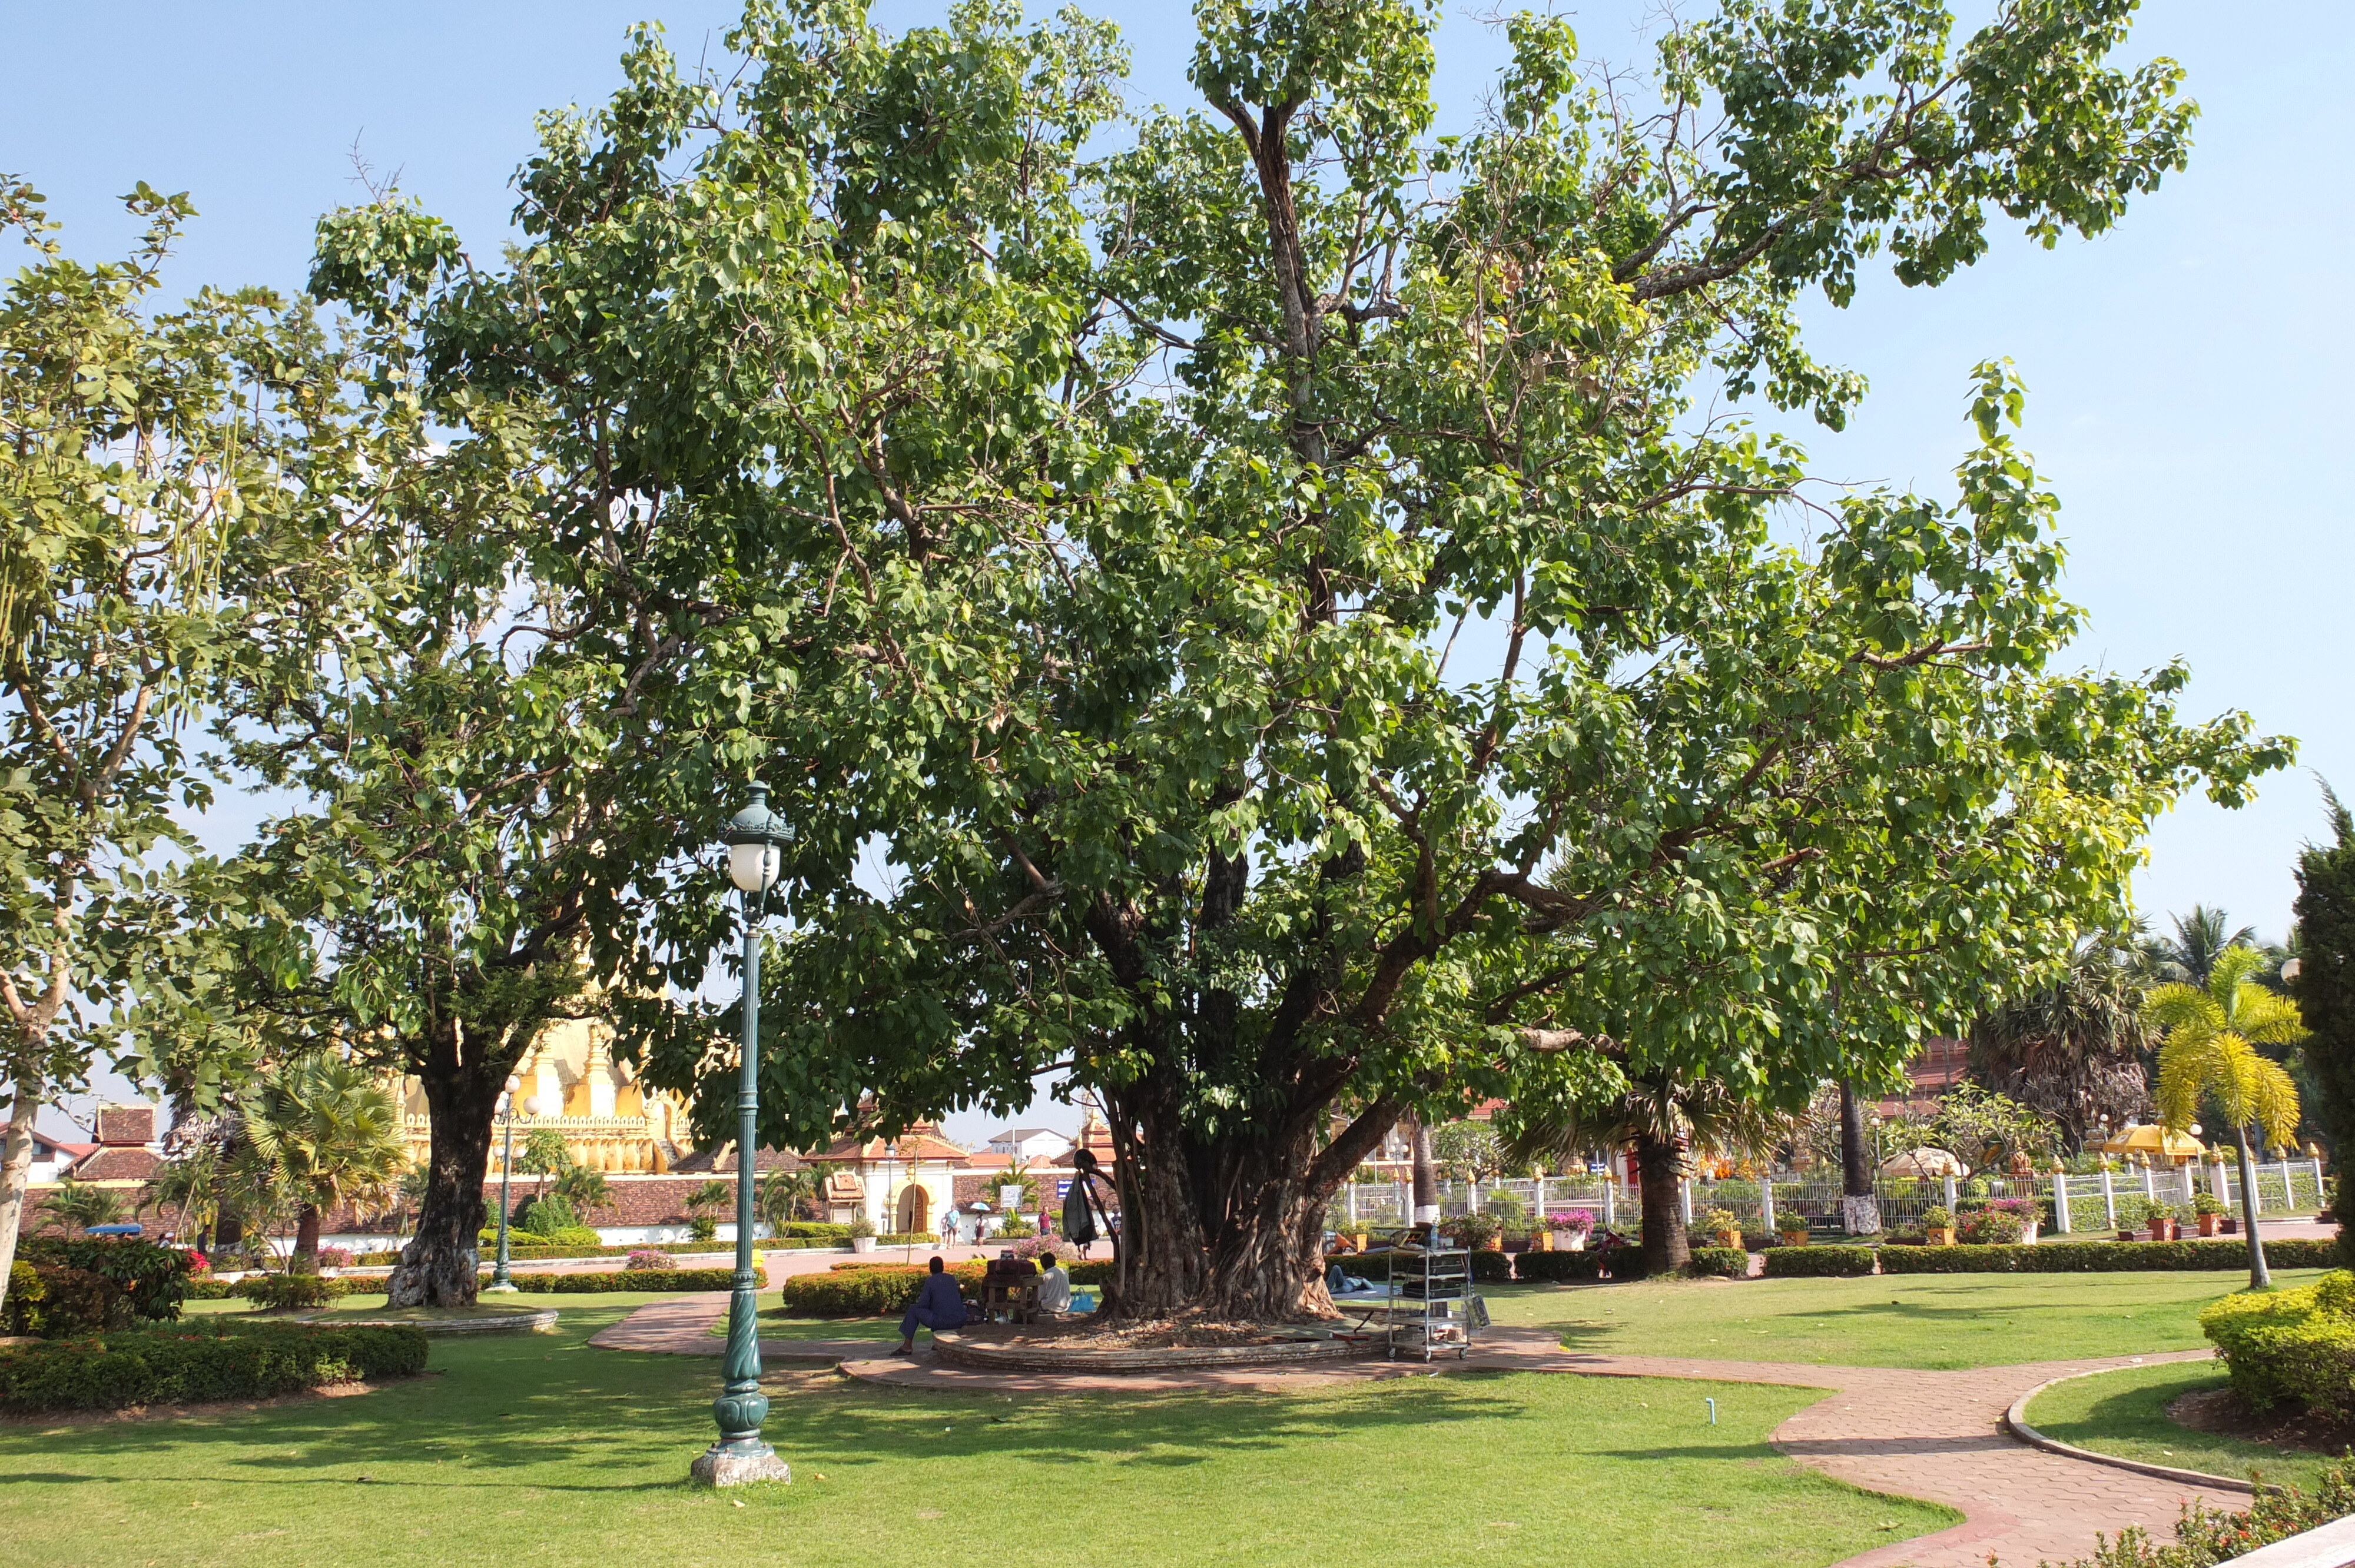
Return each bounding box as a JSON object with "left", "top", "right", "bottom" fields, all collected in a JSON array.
[{"left": 930, "top": 1325, "right": 1373, "bottom": 1374}]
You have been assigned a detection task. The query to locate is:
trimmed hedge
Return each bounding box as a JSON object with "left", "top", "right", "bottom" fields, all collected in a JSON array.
[
  {"left": 240, "top": 1274, "right": 355, "bottom": 1310},
  {"left": 0, "top": 1321, "right": 429, "bottom": 1413},
  {"left": 1882, "top": 1238, "right": 2339, "bottom": 1275},
  {"left": 2203, "top": 1271, "right": 2355, "bottom": 1416},
  {"left": 778, "top": 1263, "right": 985, "bottom": 1318},
  {"left": 506, "top": 1267, "right": 762, "bottom": 1294},
  {"left": 1686, "top": 1248, "right": 1749, "bottom": 1278},
  {"left": 1508, "top": 1247, "right": 1654, "bottom": 1282},
  {"left": 1763, "top": 1245, "right": 1876, "bottom": 1278},
  {"left": 1337, "top": 1249, "right": 1517, "bottom": 1285}
]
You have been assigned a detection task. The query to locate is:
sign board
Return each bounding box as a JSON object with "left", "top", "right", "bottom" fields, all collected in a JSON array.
[
  {"left": 1055, "top": 1178, "right": 1073, "bottom": 1198},
  {"left": 998, "top": 1184, "right": 1024, "bottom": 1210}
]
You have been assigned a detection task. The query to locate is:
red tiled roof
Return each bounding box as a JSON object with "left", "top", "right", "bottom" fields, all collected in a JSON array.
[
  {"left": 71, "top": 1148, "right": 162, "bottom": 1180},
  {"left": 669, "top": 1147, "right": 808, "bottom": 1175}
]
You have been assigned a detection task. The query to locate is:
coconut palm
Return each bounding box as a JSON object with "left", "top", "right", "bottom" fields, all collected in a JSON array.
[
  {"left": 2149, "top": 945, "right": 2307, "bottom": 1288},
  {"left": 1970, "top": 939, "right": 2153, "bottom": 1150},
  {"left": 2145, "top": 906, "right": 2261, "bottom": 989},
  {"left": 1503, "top": 1070, "right": 1796, "bottom": 1275},
  {"left": 232, "top": 1056, "right": 407, "bottom": 1273}
]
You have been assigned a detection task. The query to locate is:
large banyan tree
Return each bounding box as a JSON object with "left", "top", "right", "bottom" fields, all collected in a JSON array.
[{"left": 315, "top": 0, "right": 2284, "bottom": 1318}]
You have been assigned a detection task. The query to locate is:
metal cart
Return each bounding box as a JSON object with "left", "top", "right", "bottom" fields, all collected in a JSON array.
[{"left": 1384, "top": 1247, "right": 1479, "bottom": 1361}]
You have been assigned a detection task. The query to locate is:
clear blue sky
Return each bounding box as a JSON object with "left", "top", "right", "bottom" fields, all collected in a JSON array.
[{"left": 8, "top": 2, "right": 2348, "bottom": 1132}]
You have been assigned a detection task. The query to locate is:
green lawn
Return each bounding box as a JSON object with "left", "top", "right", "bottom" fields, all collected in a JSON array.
[
  {"left": 0, "top": 1291, "right": 1950, "bottom": 1568},
  {"left": 2022, "top": 1360, "right": 2336, "bottom": 1491},
  {"left": 1482, "top": 1270, "right": 2329, "bottom": 1370}
]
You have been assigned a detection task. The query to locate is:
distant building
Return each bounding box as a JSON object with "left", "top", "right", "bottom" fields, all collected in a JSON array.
[{"left": 984, "top": 1127, "right": 1072, "bottom": 1162}]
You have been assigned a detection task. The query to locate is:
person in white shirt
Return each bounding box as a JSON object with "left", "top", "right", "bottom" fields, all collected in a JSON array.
[{"left": 1036, "top": 1250, "right": 1073, "bottom": 1314}]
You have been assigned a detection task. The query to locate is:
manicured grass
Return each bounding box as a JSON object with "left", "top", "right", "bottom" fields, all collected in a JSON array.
[
  {"left": 1482, "top": 1270, "right": 2330, "bottom": 1370},
  {"left": 0, "top": 1291, "right": 1951, "bottom": 1568},
  {"left": 2022, "top": 1360, "right": 2337, "bottom": 1491}
]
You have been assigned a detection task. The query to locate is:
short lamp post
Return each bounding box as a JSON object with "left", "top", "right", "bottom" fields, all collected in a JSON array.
[
  {"left": 486, "top": 1078, "right": 523, "bottom": 1294},
  {"left": 691, "top": 782, "right": 793, "bottom": 1489}
]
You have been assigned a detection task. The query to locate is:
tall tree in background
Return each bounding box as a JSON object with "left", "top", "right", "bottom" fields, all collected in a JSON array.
[
  {"left": 1969, "top": 936, "right": 2152, "bottom": 1150},
  {"left": 0, "top": 184, "right": 365, "bottom": 1315},
  {"left": 313, "top": 1, "right": 2286, "bottom": 1320},
  {"left": 2150, "top": 946, "right": 2306, "bottom": 1290},
  {"left": 2291, "top": 783, "right": 2355, "bottom": 1261},
  {"left": 1505, "top": 1068, "right": 1793, "bottom": 1273}
]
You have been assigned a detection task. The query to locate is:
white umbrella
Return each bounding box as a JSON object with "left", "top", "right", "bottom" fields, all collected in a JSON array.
[{"left": 1879, "top": 1146, "right": 1968, "bottom": 1178}]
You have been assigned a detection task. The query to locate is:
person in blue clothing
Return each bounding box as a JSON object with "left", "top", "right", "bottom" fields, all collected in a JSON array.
[{"left": 891, "top": 1255, "right": 967, "bottom": 1356}]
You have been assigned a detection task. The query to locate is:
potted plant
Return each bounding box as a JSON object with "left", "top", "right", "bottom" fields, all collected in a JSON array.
[
  {"left": 1457, "top": 1212, "right": 1502, "bottom": 1251},
  {"left": 1550, "top": 1210, "right": 1596, "bottom": 1251},
  {"left": 2146, "top": 1203, "right": 2179, "bottom": 1243},
  {"left": 1703, "top": 1207, "right": 1742, "bottom": 1251},
  {"left": 1921, "top": 1206, "right": 1955, "bottom": 1246},
  {"left": 2193, "top": 1191, "right": 2225, "bottom": 1237},
  {"left": 1987, "top": 1197, "right": 2041, "bottom": 1245},
  {"left": 1774, "top": 1215, "right": 1810, "bottom": 1248},
  {"left": 848, "top": 1214, "right": 877, "bottom": 1253}
]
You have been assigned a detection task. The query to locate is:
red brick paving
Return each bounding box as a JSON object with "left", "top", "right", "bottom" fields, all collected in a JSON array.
[{"left": 594, "top": 1296, "right": 2241, "bottom": 1566}]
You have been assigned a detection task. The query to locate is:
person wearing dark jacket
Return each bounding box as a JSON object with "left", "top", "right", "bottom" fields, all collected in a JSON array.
[{"left": 893, "top": 1256, "right": 967, "bottom": 1355}]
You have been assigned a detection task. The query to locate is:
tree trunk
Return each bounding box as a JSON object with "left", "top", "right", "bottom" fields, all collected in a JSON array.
[
  {"left": 2234, "top": 1125, "right": 2271, "bottom": 1291},
  {"left": 1100, "top": 1083, "right": 1394, "bottom": 1322},
  {"left": 1636, "top": 1131, "right": 1690, "bottom": 1275},
  {"left": 1839, "top": 1080, "right": 1882, "bottom": 1235},
  {"left": 291, "top": 1204, "right": 322, "bottom": 1273},
  {"left": 386, "top": 1058, "right": 499, "bottom": 1307},
  {"left": 1408, "top": 1115, "right": 1438, "bottom": 1227},
  {"left": 0, "top": 1084, "right": 38, "bottom": 1318}
]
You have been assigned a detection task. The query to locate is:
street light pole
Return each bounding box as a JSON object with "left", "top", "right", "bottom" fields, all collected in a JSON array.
[
  {"left": 486, "top": 1079, "right": 520, "bottom": 1294},
  {"left": 692, "top": 782, "right": 792, "bottom": 1489}
]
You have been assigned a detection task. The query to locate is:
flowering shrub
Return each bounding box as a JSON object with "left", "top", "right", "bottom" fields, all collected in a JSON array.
[
  {"left": 623, "top": 1249, "right": 670, "bottom": 1270},
  {"left": 316, "top": 1247, "right": 353, "bottom": 1269},
  {"left": 1958, "top": 1208, "right": 2024, "bottom": 1245},
  {"left": 1545, "top": 1210, "right": 1595, "bottom": 1234}
]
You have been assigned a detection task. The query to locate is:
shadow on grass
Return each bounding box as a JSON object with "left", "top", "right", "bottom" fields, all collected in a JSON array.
[{"left": 3, "top": 1305, "right": 1543, "bottom": 1495}]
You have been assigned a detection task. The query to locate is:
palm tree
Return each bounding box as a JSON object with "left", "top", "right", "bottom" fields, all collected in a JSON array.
[
  {"left": 2149, "top": 946, "right": 2307, "bottom": 1289},
  {"left": 1504, "top": 1070, "right": 1795, "bottom": 1275},
  {"left": 39, "top": 1175, "right": 125, "bottom": 1234},
  {"left": 757, "top": 1167, "right": 819, "bottom": 1231},
  {"left": 151, "top": 1132, "right": 227, "bottom": 1244},
  {"left": 552, "top": 1162, "right": 611, "bottom": 1220},
  {"left": 1970, "top": 938, "right": 2153, "bottom": 1150},
  {"left": 233, "top": 1057, "right": 407, "bottom": 1273},
  {"left": 2146, "top": 906, "right": 2261, "bottom": 988}
]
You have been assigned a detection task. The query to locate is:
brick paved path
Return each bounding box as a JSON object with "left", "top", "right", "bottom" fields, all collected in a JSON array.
[{"left": 595, "top": 1295, "right": 2240, "bottom": 1566}]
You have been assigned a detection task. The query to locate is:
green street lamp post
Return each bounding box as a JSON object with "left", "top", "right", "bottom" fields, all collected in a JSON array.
[
  {"left": 485, "top": 1076, "right": 523, "bottom": 1294},
  {"left": 691, "top": 782, "right": 794, "bottom": 1488}
]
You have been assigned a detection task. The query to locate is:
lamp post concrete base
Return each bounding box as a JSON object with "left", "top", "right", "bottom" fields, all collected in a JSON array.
[
  {"left": 690, "top": 1444, "right": 792, "bottom": 1488},
  {"left": 480, "top": 1281, "right": 519, "bottom": 1294}
]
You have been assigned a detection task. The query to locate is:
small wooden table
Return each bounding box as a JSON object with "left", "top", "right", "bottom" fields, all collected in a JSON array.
[{"left": 980, "top": 1276, "right": 1041, "bottom": 1324}]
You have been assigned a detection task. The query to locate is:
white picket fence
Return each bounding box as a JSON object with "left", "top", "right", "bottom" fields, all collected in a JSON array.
[{"left": 1331, "top": 1158, "right": 2330, "bottom": 1238}]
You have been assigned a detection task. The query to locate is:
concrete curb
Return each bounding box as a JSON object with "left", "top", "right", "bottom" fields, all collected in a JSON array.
[{"left": 2004, "top": 1358, "right": 2255, "bottom": 1496}]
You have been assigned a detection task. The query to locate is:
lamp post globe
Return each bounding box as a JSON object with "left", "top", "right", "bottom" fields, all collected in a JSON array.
[{"left": 692, "top": 782, "right": 792, "bottom": 1488}]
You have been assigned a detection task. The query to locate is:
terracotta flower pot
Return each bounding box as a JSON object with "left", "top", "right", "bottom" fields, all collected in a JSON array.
[
  {"left": 2146, "top": 1220, "right": 2175, "bottom": 1242},
  {"left": 1714, "top": 1231, "right": 1742, "bottom": 1251},
  {"left": 1929, "top": 1227, "right": 1955, "bottom": 1247},
  {"left": 2197, "top": 1213, "right": 2220, "bottom": 1237}
]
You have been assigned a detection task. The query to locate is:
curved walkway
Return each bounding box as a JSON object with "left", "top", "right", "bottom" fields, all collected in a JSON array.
[{"left": 592, "top": 1295, "right": 2240, "bottom": 1567}]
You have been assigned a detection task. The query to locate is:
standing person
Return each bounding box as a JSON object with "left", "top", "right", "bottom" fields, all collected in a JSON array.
[{"left": 891, "top": 1256, "right": 967, "bottom": 1356}]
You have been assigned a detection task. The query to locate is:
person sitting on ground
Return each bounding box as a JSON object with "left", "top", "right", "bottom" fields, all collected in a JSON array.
[
  {"left": 1036, "top": 1250, "right": 1072, "bottom": 1314},
  {"left": 892, "top": 1255, "right": 967, "bottom": 1356}
]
